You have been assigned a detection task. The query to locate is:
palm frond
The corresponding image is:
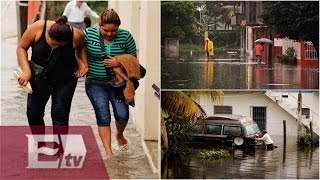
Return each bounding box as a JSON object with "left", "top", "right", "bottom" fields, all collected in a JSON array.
[
  {"left": 161, "top": 91, "right": 224, "bottom": 124},
  {"left": 184, "top": 90, "right": 224, "bottom": 104}
]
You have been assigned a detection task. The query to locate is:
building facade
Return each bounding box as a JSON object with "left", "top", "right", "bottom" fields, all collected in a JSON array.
[{"left": 194, "top": 91, "right": 319, "bottom": 137}]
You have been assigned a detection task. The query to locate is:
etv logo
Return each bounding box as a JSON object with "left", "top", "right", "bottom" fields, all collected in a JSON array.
[{"left": 26, "top": 134, "right": 87, "bottom": 169}]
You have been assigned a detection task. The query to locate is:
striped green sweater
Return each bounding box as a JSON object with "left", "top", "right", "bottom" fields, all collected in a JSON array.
[{"left": 83, "top": 26, "right": 136, "bottom": 80}]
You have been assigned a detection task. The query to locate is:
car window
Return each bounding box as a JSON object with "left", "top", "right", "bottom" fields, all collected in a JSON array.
[
  {"left": 223, "top": 126, "right": 242, "bottom": 136},
  {"left": 245, "top": 124, "right": 260, "bottom": 135},
  {"left": 192, "top": 124, "right": 203, "bottom": 134},
  {"left": 206, "top": 125, "right": 222, "bottom": 135}
]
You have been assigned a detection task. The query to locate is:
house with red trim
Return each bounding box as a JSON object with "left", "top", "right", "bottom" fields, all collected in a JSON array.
[{"left": 231, "top": 1, "right": 319, "bottom": 66}]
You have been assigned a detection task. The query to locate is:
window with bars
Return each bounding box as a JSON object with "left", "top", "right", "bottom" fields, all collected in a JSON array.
[
  {"left": 302, "top": 108, "right": 310, "bottom": 119},
  {"left": 304, "top": 42, "right": 318, "bottom": 60},
  {"left": 251, "top": 106, "right": 266, "bottom": 130},
  {"left": 214, "top": 106, "right": 232, "bottom": 114}
]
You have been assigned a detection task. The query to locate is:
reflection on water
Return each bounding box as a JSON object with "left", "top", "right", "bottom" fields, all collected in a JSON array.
[
  {"left": 161, "top": 51, "right": 319, "bottom": 89},
  {"left": 161, "top": 136, "right": 319, "bottom": 179}
]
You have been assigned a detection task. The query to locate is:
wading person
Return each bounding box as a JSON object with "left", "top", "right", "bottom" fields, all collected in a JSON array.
[
  {"left": 83, "top": 9, "right": 137, "bottom": 157},
  {"left": 205, "top": 38, "right": 214, "bottom": 58},
  {"left": 255, "top": 130, "right": 275, "bottom": 150},
  {"left": 16, "top": 16, "right": 88, "bottom": 136},
  {"left": 255, "top": 42, "right": 264, "bottom": 64}
]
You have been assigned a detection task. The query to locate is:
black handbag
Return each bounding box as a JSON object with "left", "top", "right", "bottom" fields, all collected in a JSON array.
[
  {"left": 132, "top": 65, "right": 146, "bottom": 90},
  {"left": 140, "top": 65, "right": 146, "bottom": 78},
  {"left": 28, "top": 49, "right": 57, "bottom": 94},
  {"left": 29, "top": 61, "right": 45, "bottom": 94}
]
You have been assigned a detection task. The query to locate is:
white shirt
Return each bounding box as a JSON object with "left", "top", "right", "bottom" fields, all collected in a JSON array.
[
  {"left": 257, "top": 133, "right": 274, "bottom": 145},
  {"left": 63, "top": 0, "right": 99, "bottom": 23}
]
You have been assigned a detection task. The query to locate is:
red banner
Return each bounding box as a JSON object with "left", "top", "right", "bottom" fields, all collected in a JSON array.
[{"left": 0, "top": 126, "right": 109, "bottom": 179}]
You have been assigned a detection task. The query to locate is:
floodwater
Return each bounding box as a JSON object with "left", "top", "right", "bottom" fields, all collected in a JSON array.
[
  {"left": 161, "top": 136, "right": 319, "bottom": 179},
  {"left": 161, "top": 51, "right": 319, "bottom": 89}
]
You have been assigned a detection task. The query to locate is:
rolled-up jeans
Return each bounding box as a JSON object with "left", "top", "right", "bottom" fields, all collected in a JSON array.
[
  {"left": 27, "top": 76, "right": 77, "bottom": 128},
  {"left": 85, "top": 78, "right": 129, "bottom": 126}
]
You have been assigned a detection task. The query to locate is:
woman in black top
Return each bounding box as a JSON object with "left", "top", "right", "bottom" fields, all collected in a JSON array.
[{"left": 16, "top": 16, "right": 87, "bottom": 132}]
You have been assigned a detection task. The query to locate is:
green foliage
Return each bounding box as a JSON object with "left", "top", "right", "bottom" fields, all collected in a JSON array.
[
  {"left": 298, "top": 134, "right": 312, "bottom": 146},
  {"left": 161, "top": 1, "right": 199, "bottom": 44},
  {"left": 260, "top": 1, "right": 319, "bottom": 54},
  {"left": 54, "top": 1, "right": 68, "bottom": 17},
  {"left": 179, "top": 43, "right": 203, "bottom": 51},
  {"left": 162, "top": 112, "right": 194, "bottom": 157},
  {"left": 198, "top": 149, "right": 230, "bottom": 162},
  {"left": 211, "top": 31, "right": 240, "bottom": 49},
  {"left": 275, "top": 47, "right": 297, "bottom": 64}
]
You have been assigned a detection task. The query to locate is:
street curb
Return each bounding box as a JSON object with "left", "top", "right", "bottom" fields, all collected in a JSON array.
[{"left": 141, "top": 138, "right": 159, "bottom": 176}]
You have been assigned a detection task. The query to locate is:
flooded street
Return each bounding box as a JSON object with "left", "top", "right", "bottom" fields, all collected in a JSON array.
[
  {"left": 162, "top": 136, "right": 319, "bottom": 179},
  {"left": 1, "top": 1, "right": 157, "bottom": 178},
  {"left": 0, "top": 39, "right": 157, "bottom": 179},
  {"left": 161, "top": 51, "right": 319, "bottom": 89}
]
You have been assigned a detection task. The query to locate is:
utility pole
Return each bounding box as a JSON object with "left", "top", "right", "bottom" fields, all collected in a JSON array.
[{"left": 297, "top": 91, "right": 302, "bottom": 144}]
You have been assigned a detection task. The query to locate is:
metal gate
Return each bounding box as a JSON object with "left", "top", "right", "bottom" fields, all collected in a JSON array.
[{"left": 252, "top": 106, "right": 267, "bottom": 130}]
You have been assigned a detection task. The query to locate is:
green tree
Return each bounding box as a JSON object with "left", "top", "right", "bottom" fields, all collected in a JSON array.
[
  {"left": 161, "top": 91, "right": 223, "bottom": 155},
  {"left": 260, "top": 1, "right": 319, "bottom": 55},
  {"left": 161, "top": 1, "right": 199, "bottom": 44}
]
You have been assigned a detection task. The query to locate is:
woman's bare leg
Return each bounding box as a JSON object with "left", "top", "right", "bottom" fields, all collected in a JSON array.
[{"left": 98, "top": 126, "right": 113, "bottom": 157}]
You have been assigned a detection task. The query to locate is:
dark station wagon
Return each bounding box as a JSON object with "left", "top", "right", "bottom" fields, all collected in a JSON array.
[{"left": 192, "top": 114, "right": 261, "bottom": 146}]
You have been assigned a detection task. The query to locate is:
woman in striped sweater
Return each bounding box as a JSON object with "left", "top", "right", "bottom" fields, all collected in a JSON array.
[{"left": 83, "top": 9, "right": 136, "bottom": 157}]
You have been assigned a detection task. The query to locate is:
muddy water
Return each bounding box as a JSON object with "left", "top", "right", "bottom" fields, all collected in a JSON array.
[
  {"left": 161, "top": 51, "right": 319, "bottom": 89},
  {"left": 162, "top": 136, "right": 319, "bottom": 179}
]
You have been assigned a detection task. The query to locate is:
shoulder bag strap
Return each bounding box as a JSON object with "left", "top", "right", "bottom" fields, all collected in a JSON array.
[{"left": 98, "top": 32, "right": 113, "bottom": 78}]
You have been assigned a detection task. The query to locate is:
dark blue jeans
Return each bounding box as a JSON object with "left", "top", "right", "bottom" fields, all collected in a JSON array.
[
  {"left": 27, "top": 77, "right": 77, "bottom": 127},
  {"left": 85, "top": 78, "right": 129, "bottom": 126}
]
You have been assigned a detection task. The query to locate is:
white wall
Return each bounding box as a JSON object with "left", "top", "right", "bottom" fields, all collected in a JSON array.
[
  {"left": 196, "top": 91, "right": 298, "bottom": 136},
  {"left": 269, "top": 91, "right": 319, "bottom": 134},
  {"left": 108, "top": 1, "right": 160, "bottom": 140}
]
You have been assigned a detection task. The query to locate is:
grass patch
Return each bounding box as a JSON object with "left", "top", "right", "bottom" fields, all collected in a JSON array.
[
  {"left": 298, "top": 134, "right": 312, "bottom": 146},
  {"left": 198, "top": 149, "right": 230, "bottom": 162}
]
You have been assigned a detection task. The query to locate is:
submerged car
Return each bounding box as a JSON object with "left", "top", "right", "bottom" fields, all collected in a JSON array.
[{"left": 191, "top": 114, "right": 261, "bottom": 146}]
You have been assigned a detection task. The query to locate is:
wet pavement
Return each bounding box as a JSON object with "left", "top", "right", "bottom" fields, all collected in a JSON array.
[
  {"left": 162, "top": 135, "right": 319, "bottom": 179},
  {"left": 1, "top": 1, "right": 158, "bottom": 179},
  {"left": 161, "top": 51, "right": 319, "bottom": 89}
]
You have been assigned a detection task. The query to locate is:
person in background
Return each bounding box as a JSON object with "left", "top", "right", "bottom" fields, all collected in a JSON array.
[
  {"left": 83, "top": 9, "right": 137, "bottom": 157},
  {"left": 63, "top": 0, "right": 99, "bottom": 30},
  {"left": 255, "top": 42, "right": 264, "bottom": 64},
  {"left": 205, "top": 38, "right": 214, "bottom": 57},
  {"left": 255, "top": 130, "right": 275, "bottom": 150}
]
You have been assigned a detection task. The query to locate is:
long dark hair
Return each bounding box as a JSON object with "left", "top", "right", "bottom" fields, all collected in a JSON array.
[
  {"left": 48, "top": 16, "right": 72, "bottom": 42},
  {"left": 100, "top": 9, "right": 121, "bottom": 26}
]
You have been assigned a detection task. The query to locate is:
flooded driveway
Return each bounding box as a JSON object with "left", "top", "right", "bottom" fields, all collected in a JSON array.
[
  {"left": 161, "top": 51, "right": 319, "bottom": 89},
  {"left": 162, "top": 136, "right": 319, "bottom": 179}
]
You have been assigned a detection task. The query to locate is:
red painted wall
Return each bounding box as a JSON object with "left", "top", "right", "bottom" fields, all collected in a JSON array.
[
  {"left": 299, "top": 41, "right": 319, "bottom": 67},
  {"left": 28, "top": 0, "right": 41, "bottom": 25}
]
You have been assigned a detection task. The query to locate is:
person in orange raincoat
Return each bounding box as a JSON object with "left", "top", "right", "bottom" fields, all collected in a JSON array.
[{"left": 255, "top": 42, "right": 264, "bottom": 64}]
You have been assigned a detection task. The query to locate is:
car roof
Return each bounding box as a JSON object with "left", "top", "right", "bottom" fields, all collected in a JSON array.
[{"left": 202, "top": 114, "right": 255, "bottom": 125}]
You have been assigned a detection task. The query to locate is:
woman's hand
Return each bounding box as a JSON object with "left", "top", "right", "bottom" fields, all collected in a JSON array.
[
  {"left": 103, "top": 57, "right": 120, "bottom": 68},
  {"left": 18, "top": 70, "right": 32, "bottom": 86},
  {"left": 74, "top": 62, "right": 88, "bottom": 78}
]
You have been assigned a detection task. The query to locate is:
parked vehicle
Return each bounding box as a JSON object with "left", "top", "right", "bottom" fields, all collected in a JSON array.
[{"left": 192, "top": 114, "right": 261, "bottom": 146}]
